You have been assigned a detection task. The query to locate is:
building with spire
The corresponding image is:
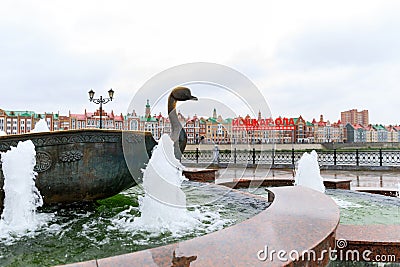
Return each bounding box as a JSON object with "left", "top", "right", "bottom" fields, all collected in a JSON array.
[{"left": 145, "top": 99, "right": 151, "bottom": 118}]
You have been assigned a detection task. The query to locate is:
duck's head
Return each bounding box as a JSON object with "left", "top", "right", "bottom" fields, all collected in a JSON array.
[{"left": 170, "top": 87, "right": 198, "bottom": 101}]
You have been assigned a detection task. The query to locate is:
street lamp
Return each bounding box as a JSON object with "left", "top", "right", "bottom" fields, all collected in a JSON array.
[{"left": 88, "top": 89, "right": 114, "bottom": 129}]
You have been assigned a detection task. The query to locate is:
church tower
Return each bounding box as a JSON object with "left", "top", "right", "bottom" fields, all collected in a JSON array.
[
  {"left": 212, "top": 108, "right": 217, "bottom": 119},
  {"left": 145, "top": 99, "right": 151, "bottom": 118}
]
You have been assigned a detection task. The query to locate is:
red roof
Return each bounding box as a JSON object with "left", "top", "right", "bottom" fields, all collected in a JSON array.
[
  {"left": 70, "top": 114, "right": 86, "bottom": 120},
  {"left": 114, "top": 115, "right": 123, "bottom": 121},
  {"left": 353, "top": 124, "right": 364, "bottom": 130}
]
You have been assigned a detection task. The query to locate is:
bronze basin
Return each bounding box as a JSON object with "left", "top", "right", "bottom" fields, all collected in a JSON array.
[{"left": 0, "top": 129, "right": 157, "bottom": 209}]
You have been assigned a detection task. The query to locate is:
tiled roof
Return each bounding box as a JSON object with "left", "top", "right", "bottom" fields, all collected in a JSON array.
[
  {"left": 70, "top": 114, "right": 86, "bottom": 120},
  {"left": 140, "top": 116, "right": 158, "bottom": 122},
  {"left": 114, "top": 115, "right": 124, "bottom": 121},
  {"left": 5, "top": 110, "right": 35, "bottom": 117},
  {"left": 346, "top": 123, "right": 364, "bottom": 130},
  {"left": 373, "top": 124, "right": 387, "bottom": 131}
]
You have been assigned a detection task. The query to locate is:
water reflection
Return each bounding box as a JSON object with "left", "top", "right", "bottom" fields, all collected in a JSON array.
[{"left": 216, "top": 168, "right": 400, "bottom": 189}]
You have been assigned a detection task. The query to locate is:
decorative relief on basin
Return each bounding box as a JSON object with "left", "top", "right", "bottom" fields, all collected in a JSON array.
[
  {"left": 34, "top": 151, "right": 52, "bottom": 173},
  {"left": 59, "top": 150, "right": 84, "bottom": 162},
  {"left": 0, "top": 132, "right": 123, "bottom": 152}
]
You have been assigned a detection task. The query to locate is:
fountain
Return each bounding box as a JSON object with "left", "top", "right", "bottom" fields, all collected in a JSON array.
[
  {"left": 129, "top": 134, "right": 200, "bottom": 233},
  {"left": 0, "top": 171, "right": 268, "bottom": 265},
  {"left": 294, "top": 150, "right": 325, "bottom": 193},
  {"left": 0, "top": 87, "right": 200, "bottom": 209},
  {"left": 0, "top": 140, "right": 49, "bottom": 241},
  {"left": 0, "top": 83, "right": 343, "bottom": 266},
  {"left": 0, "top": 130, "right": 157, "bottom": 209},
  {"left": 0, "top": 87, "right": 274, "bottom": 266}
]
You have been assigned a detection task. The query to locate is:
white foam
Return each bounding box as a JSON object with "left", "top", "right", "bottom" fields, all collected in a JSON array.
[
  {"left": 0, "top": 140, "right": 50, "bottom": 242},
  {"left": 112, "top": 134, "right": 229, "bottom": 235},
  {"left": 294, "top": 150, "right": 325, "bottom": 193},
  {"left": 31, "top": 119, "right": 50, "bottom": 133},
  {"left": 330, "top": 196, "right": 362, "bottom": 209},
  {"left": 131, "top": 134, "right": 200, "bottom": 233}
]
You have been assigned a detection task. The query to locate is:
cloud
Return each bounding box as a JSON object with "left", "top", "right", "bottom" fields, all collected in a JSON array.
[
  {"left": 276, "top": 15, "right": 400, "bottom": 69},
  {"left": 252, "top": 11, "right": 400, "bottom": 124},
  {"left": 1, "top": 0, "right": 400, "bottom": 125},
  {"left": 0, "top": 23, "right": 117, "bottom": 113}
]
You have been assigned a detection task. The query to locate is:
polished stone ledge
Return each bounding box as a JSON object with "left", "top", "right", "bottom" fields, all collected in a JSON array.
[
  {"left": 336, "top": 224, "right": 400, "bottom": 262},
  {"left": 219, "top": 177, "right": 351, "bottom": 190},
  {"left": 183, "top": 168, "right": 218, "bottom": 182},
  {"left": 59, "top": 186, "right": 339, "bottom": 267},
  {"left": 352, "top": 187, "right": 400, "bottom": 197}
]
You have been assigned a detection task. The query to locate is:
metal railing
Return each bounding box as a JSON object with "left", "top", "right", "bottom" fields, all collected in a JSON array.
[{"left": 182, "top": 148, "right": 400, "bottom": 167}]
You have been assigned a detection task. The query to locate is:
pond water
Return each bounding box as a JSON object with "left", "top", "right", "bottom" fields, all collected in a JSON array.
[
  {"left": 0, "top": 181, "right": 269, "bottom": 266},
  {"left": 241, "top": 186, "right": 400, "bottom": 225}
]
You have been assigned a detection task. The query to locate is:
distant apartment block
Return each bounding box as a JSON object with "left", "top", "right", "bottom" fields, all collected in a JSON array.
[{"left": 341, "top": 109, "right": 369, "bottom": 126}]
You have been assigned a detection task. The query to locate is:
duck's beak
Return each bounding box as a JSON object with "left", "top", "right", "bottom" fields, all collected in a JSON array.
[{"left": 190, "top": 95, "right": 198, "bottom": 101}]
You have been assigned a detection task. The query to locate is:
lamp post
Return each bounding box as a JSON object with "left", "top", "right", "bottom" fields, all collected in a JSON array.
[{"left": 88, "top": 89, "right": 114, "bottom": 129}]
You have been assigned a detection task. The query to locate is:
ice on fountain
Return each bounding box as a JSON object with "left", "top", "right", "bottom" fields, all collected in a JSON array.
[
  {"left": 31, "top": 118, "right": 50, "bottom": 133},
  {"left": 131, "top": 134, "right": 201, "bottom": 233},
  {"left": 294, "top": 150, "right": 325, "bottom": 193},
  {"left": 0, "top": 140, "right": 48, "bottom": 241}
]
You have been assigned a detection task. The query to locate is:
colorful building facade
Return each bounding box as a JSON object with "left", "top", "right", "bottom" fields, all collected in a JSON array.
[{"left": 2, "top": 104, "right": 399, "bottom": 145}]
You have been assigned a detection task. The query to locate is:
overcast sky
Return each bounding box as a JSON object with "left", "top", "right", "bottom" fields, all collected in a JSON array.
[{"left": 1, "top": 1, "right": 400, "bottom": 124}]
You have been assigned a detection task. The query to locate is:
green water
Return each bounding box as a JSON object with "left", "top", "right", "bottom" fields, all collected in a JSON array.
[
  {"left": 240, "top": 187, "right": 400, "bottom": 225},
  {"left": 0, "top": 182, "right": 269, "bottom": 266},
  {"left": 325, "top": 190, "right": 400, "bottom": 225}
]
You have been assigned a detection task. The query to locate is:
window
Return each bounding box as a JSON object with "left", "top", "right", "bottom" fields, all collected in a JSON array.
[{"left": 130, "top": 120, "right": 138, "bottom": 130}]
